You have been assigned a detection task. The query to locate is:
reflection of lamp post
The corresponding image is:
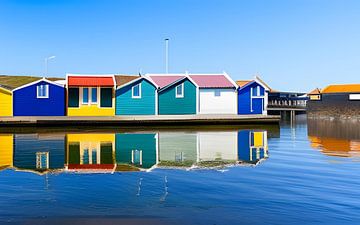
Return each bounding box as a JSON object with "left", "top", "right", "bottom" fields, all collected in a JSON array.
[
  {"left": 45, "top": 56, "right": 56, "bottom": 76},
  {"left": 165, "top": 39, "right": 169, "bottom": 74}
]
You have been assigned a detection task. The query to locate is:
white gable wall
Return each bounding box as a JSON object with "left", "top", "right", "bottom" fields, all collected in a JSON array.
[{"left": 199, "top": 89, "right": 237, "bottom": 114}]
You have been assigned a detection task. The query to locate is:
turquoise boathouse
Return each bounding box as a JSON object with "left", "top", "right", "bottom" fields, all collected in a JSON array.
[
  {"left": 147, "top": 74, "right": 197, "bottom": 115},
  {"left": 115, "top": 75, "right": 158, "bottom": 115}
]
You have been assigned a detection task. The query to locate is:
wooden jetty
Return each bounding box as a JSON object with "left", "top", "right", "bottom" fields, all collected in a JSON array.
[{"left": 0, "top": 115, "right": 280, "bottom": 127}]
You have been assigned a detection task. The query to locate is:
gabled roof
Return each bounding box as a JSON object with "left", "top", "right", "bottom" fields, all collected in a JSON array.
[
  {"left": 12, "top": 78, "right": 65, "bottom": 92},
  {"left": 115, "top": 75, "right": 140, "bottom": 87},
  {"left": 146, "top": 74, "right": 186, "bottom": 89},
  {"left": 67, "top": 74, "right": 115, "bottom": 87},
  {"left": 116, "top": 75, "right": 158, "bottom": 90},
  {"left": 308, "top": 88, "right": 321, "bottom": 95},
  {"left": 321, "top": 84, "right": 360, "bottom": 94},
  {"left": 254, "top": 75, "right": 272, "bottom": 92},
  {"left": 188, "top": 74, "right": 236, "bottom": 88},
  {"left": 0, "top": 84, "right": 13, "bottom": 92},
  {"left": 0, "top": 75, "right": 63, "bottom": 90}
]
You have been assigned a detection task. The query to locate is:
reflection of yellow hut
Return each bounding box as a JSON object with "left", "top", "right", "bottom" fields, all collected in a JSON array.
[
  {"left": 0, "top": 134, "right": 13, "bottom": 170},
  {"left": 66, "top": 134, "right": 116, "bottom": 172},
  {"left": 308, "top": 136, "right": 360, "bottom": 157}
]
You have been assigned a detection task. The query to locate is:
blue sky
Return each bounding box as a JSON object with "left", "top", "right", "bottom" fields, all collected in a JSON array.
[{"left": 0, "top": 0, "right": 359, "bottom": 92}]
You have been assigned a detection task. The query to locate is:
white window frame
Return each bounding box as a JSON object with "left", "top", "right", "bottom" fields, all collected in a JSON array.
[
  {"left": 81, "top": 87, "right": 89, "bottom": 105},
  {"left": 250, "top": 87, "right": 254, "bottom": 112},
  {"left": 36, "top": 152, "right": 49, "bottom": 169},
  {"left": 132, "top": 83, "right": 142, "bottom": 99},
  {"left": 175, "top": 83, "right": 184, "bottom": 98},
  {"left": 90, "top": 87, "right": 98, "bottom": 104},
  {"left": 257, "top": 86, "right": 261, "bottom": 96},
  {"left": 36, "top": 84, "right": 49, "bottom": 99}
]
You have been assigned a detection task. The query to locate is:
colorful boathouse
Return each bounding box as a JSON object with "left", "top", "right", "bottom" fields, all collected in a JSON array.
[
  {"left": 147, "top": 74, "right": 197, "bottom": 115},
  {"left": 66, "top": 74, "right": 116, "bottom": 116},
  {"left": 188, "top": 73, "right": 238, "bottom": 114},
  {"left": 115, "top": 75, "right": 158, "bottom": 115},
  {"left": 13, "top": 78, "right": 66, "bottom": 116},
  {"left": 237, "top": 79, "right": 269, "bottom": 115}
]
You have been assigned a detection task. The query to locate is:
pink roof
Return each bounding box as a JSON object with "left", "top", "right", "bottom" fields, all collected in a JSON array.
[
  {"left": 189, "top": 75, "right": 235, "bottom": 88},
  {"left": 149, "top": 75, "right": 185, "bottom": 89}
]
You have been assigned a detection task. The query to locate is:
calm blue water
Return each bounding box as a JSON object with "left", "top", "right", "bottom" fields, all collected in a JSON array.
[{"left": 0, "top": 119, "right": 359, "bottom": 225}]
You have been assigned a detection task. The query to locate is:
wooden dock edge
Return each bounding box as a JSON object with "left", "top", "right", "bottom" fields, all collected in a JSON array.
[{"left": 0, "top": 115, "right": 280, "bottom": 127}]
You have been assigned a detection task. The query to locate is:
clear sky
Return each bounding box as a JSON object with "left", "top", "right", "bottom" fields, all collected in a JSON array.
[{"left": 0, "top": 0, "right": 359, "bottom": 92}]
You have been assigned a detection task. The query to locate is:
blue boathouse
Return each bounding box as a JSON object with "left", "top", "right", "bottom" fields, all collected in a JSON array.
[
  {"left": 237, "top": 79, "right": 269, "bottom": 115},
  {"left": 13, "top": 78, "right": 66, "bottom": 116}
]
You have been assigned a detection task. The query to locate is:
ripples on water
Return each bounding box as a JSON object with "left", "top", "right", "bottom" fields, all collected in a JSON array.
[{"left": 0, "top": 118, "right": 359, "bottom": 225}]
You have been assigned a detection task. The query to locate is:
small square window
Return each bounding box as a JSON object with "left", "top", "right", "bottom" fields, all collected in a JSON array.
[
  {"left": 37, "top": 84, "right": 49, "bottom": 98},
  {"left": 214, "top": 90, "right": 221, "bottom": 97},
  {"left": 132, "top": 84, "right": 141, "bottom": 98},
  {"left": 176, "top": 83, "right": 184, "bottom": 98}
]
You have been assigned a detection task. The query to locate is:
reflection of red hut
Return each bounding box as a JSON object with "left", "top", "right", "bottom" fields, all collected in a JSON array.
[
  {"left": 66, "top": 134, "right": 116, "bottom": 173},
  {"left": 67, "top": 164, "right": 115, "bottom": 171},
  {"left": 308, "top": 136, "right": 360, "bottom": 158}
]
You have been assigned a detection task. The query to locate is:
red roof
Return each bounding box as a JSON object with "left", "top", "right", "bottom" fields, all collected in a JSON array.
[
  {"left": 149, "top": 75, "right": 185, "bottom": 89},
  {"left": 189, "top": 75, "right": 235, "bottom": 88},
  {"left": 68, "top": 76, "right": 114, "bottom": 87}
]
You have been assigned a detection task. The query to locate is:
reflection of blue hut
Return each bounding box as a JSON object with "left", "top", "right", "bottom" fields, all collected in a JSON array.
[
  {"left": 115, "top": 133, "right": 157, "bottom": 169},
  {"left": 14, "top": 134, "right": 65, "bottom": 173},
  {"left": 238, "top": 130, "right": 268, "bottom": 164}
]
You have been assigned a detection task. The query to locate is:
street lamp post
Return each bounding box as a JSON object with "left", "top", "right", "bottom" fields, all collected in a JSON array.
[
  {"left": 45, "top": 56, "right": 56, "bottom": 76},
  {"left": 165, "top": 39, "right": 169, "bottom": 74}
]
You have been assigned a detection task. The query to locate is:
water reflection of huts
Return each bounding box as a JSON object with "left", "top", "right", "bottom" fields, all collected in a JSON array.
[
  {"left": 66, "top": 133, "right": 116, "bottom": 173},
  {"left": 0, "top": 134, "right": 13, "bottom": 171},
  {"left": 308, "top": 118, "right": 360, "bottom": 157},
  {"left": 2, "top": 129, "right": 271, "bottom": 174},
  {"left": 13, "top": 133, "right": 65, "bottom": 175}
]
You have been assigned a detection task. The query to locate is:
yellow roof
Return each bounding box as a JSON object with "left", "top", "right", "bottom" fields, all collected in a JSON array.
[{"left": 322, "top": 84, "right": 360, "bottom": 94}]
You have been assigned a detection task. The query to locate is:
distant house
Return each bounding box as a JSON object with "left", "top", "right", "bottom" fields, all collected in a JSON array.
[
  {"left": 115, "top": 133, "right": 158, "bottom": 169},
  {"left": 308, "top": 88, "right": 321, "bottom": 101},
  {"left": 115, "top": 75, "right": 158, "bottom": 115},
  {"left": 237, "top": 79, "right": 269, "bottom": 115},
  {"left": 238, "top": 130, "right": 268, "bottom": 165},
  {"left": 307, "top": 84, "right": 360, "bottom": 119},
  {"left": 147, "top": 74, "right": 197, "bottom": 115},
  {"left": 66, "top": 74, "right": 116, "bottom": 116},
  {"left": 188, "top": 73, "right": 238, "bottom": 114},
  {"left": 13, "top": 78, "right": 66, "bottom": 116},
  {"left": 0, "top": 85, "right": 13, "bottom": 116}
]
